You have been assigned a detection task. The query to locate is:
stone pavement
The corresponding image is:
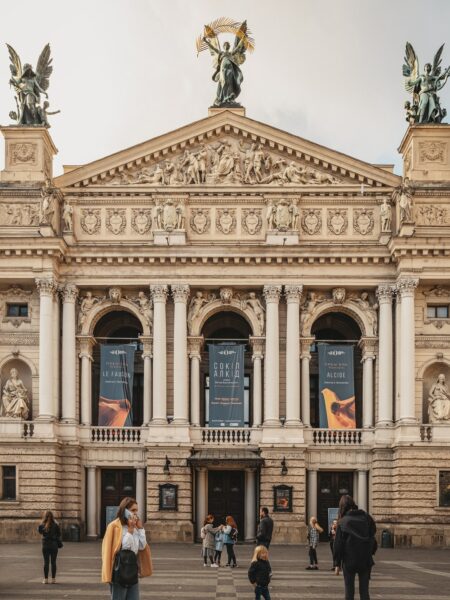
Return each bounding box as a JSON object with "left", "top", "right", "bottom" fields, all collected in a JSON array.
[{"left": 0, "top": 542, "right": 449, "bottom": 599}]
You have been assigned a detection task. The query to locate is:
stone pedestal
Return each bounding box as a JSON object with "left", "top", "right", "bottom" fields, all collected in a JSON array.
[
  {"left": 0, "top": 126, "right": 57, "bottom": 183},
  {"left": 208, "top": 106, "right": 246, "bottom": 117},
  {"left": 153, "top": 230, "right": 186, "bottom": 245},
  {"left": 399, "top": 124, "right": 450, "bottom": 182},
  {"left": 398, "top": 223, "right": 415, "bottom": 237},
  {"left": 265, "top": 231, "right": 299, "bottom": 245}
]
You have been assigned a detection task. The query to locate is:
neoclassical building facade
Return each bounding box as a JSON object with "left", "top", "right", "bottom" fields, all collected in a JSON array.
[{"left": 1, "top": 108, "right": 450, "bottom": 546}]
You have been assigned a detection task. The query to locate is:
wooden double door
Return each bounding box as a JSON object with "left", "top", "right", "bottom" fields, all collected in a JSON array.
[
  {"left": 317, "top": 471, "right": 353, "bottom": 540},
  {"left": 100, "top": 469, "right": 136, "bottom": 535},
  {"left": 208, "top": 470, "right": 245, "bottom": 539}
]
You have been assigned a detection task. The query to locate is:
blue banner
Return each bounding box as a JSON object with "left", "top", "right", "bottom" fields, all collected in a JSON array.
[
  {"left": 318, "top": 344, "right": 356, "bottom": 429},
  {"left": 99, "top": 344, "right": 135, "bottom": 427},
  {"left": 209, "top": 344, "right": 245, "bottom": 427}
]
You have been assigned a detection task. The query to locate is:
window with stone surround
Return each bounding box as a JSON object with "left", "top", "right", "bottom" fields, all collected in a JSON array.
[
  {"left": 427, "top": 305, "right": 450, "bottom": 319},
  {"left": 1, "top": 466, "right": 16, "bottom": 500},
  {"left": 6, "top": 303, "right": 28, "bottom": 318},
  {"left": 439, "top": 471, "right": 450, "bottom": 507}
]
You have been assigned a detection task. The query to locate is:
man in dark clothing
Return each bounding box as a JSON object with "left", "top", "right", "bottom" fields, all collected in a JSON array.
[
  {"left": 333, "top": 496, "right": 377, "bottom": 600},
  {"left": 256, "top": 507, "right": 274, "bottom": 548}
]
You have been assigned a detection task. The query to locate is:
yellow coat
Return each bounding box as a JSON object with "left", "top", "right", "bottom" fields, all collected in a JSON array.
[{"left": 101, "top": 518, "right": 153, "bottom": 583}]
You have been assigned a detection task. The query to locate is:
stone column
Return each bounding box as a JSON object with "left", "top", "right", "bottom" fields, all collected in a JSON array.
[
  {"left": 376, "top": 285, "right": 394, "bottom": 426},
  {"left": 359, "top": 338, "right": 376, "bottom": 429},
  {"left": 307, "top": 469, "right": 318, "bottom": 522},
  {"left": 140, "top": 336, "right": 152, "bottom": 426},
  {"left": 244, "top": 469, "right": 257, "bottom": 541},
  {"left": 36, "top": 277, "right": 57, "bottom": 420},
  {"left": 188, "top": 337, "right": 203, "bottom": 427},
  {"left": 301, "top": 338, "right": 314, "bottom": 427},
  {"left": 196, "top": 468, "right": 207, "bottom": 540},
  {"left": 394, "top": 292, "right": 402, "bottom": 421},
  {"left": 250, "top": 337, "right": 264, "bottom": 427},
  {"left": 357, "top": 470, "right": 368, "bottom": 512},
  {"left": 86, "top": 466, "right": 97, "bottom": 539},
  {"left": 79, "top": 336, "right": 95, "bottom": 426},
  {"left": 285, "top": 285, "right": 303, "bottom": 426},
  {"left": 150, "top": 284, "right": 168, "bottom": 424},
  {"left": 397, "top": 278, "right": 418, "bottom": 423},
  {"left": 263, "top": 285, "right": 282, "bottom": 426},
  {"left": 52, "top": 288, "right": 60, "bottom": 419},
  {"left": 136, "top": 467, "right": 146, "bottom": 522},
  {"left": 61, "top": 283, "right": 78, "bottom": 423},
  {"left": 172, "top": 284, "right": 190, "bottom": 424}
]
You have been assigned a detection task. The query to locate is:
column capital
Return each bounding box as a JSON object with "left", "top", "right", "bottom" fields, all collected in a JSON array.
[
  {"left": 60, "top": 282, "right": 79, "bottom": 303},
  {"left": 188, "top": 335, "right": 204, "bottom": 358},
  {"left": 300, "top": 336, "right": 314, "bottom": 357},
  {"left": 359, "top": 336, "right": 377, "bottom": 359},
  {"left": 285, "top": 284, "right": 303, "bottom": 303},
  {"left": 263, "top": 284, "right": 282, "bottom": 303},
  {"left": 172, "top": 283, "right": 190, "bottom": 303},
  {"left": 396, "top": 278, "right": 419, "bottom": 298},
  {"left": 78, "top": 334, "right": 96, "bottom": 358},
  {"left": 150, "top": 284, "right": 169, "bottom": 302},
  {"left": 249, "top": 336, "right": 265, "bottom": 358},
  {"left": 376, "top": 283, "right": 395, "bottom": 303},
  {"left": 139, "top": 335, "right": 153, "bottom": 358},
  {"left": 35, "top": 277, "right": 57, "bottom": 297}
]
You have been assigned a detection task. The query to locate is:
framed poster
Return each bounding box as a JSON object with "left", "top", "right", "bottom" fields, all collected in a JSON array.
[
  {"left": 159, "top": 483, "right": 178, "bottom": 511},
  {"left": 273, "top": 484, "right": 293, "bottom": 512}
]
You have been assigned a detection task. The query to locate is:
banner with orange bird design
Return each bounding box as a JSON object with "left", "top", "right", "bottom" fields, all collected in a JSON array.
[{"left": 318, "top": 344, "right": 356, "bottom": 429}]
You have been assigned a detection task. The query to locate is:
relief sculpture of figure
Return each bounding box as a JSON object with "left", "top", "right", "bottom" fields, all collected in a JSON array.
[
  {"left": 428, "top": 374, "right": 450, "bottom": 422},
  {"left": 78, "top": 292, "right": 100, "bottom": 329},
  {"left": 62, "top": 202, "right": 73, "bottom": 231},
  {"left": 187, "top": 291, "right": 210, "bottom": 333},
  {"left": 40, "top": 179, "right": 56, "bottom": 225},
  {"left": 197, "top": 18, "right": 254, "bottom": 107},
  {"left": 380, "top": 198, "right": 392, "bottom": 232},
  {"left": 1, "top": 368, "right": 29, "bottom": 419},
  {"left": 243, "top": 292, "right": 265, "bottom": 333},
  {"left": 136, "top": 291, "right": 153, "bottom": 331},
  {"left": 393, "top": 178, "right": 414, "bottom": 224}
]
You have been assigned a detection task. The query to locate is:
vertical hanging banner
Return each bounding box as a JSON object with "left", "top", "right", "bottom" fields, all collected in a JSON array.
[
  {"left": 209, "top": 344, "right": 245, "bottom": 427},
  {"left": 318, "top": 343, "right": 356, "bottom": 429},
  {"left": 99, "top": 344, "right": 135, "bottom": 427}
]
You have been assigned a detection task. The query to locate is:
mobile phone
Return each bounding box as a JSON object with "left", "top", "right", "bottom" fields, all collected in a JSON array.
[{"left": 124, "top": 508, "right": 133, "bottom": 520}]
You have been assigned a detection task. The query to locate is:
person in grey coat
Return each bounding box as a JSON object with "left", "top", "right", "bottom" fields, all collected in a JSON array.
[{"left": 202, "top": 514, "right": 222, "bottom": 568}]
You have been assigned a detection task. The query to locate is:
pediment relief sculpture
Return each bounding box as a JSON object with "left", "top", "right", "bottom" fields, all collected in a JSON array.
[{"left": 1, "top": 367, "right": 29, "bottom": 419}]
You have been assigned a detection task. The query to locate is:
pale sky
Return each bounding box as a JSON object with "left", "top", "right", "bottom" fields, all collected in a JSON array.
[{"left": 0, "top": 0, "right": 449, "bottom": 176}]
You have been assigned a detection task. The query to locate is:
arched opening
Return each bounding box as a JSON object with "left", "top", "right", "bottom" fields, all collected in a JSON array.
[
  {"left": 200, "top": 311, "right": 253, "bottom": 427},
  {"left": 92, "top": 310, "right": 144, "bottom": 426},
  {"left": 310, "top": 312, "right": 363, "bottom": 428},
  {"left": 0, "top": 359, "right": 32, "bottom": 420},
  {"left": 422, "top": 362, "right": 450, "bottom": 424}
]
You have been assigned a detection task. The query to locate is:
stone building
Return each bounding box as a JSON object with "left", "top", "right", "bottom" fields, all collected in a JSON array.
[{"left": 1, "top": 107, "right": 450, "bottom": 546}]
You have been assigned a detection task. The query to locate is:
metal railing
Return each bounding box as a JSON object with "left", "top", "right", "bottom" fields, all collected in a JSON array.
[{"left": 90, "top": 427, "right": 142, "bottom": 443}]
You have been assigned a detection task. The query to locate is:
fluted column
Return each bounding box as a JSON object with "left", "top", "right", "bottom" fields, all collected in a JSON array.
[
  {"left": 394, "top": 292, "right": 402, "bottom": 421},
  {"left": 86, "top": 466, "right": 97, "bottom": 539},
  {"left": 376, "top": 284, "right": 394, "bottom": 426},
  {"left": 136, "top": 467, "right": 146, "bottom": 522},
  {"left": 196, "top": 468, "right": 207, "bottom": 540},
  {"left": 250, "top": 337, "right": 264, "bottom": 427},
  {"left": 172, "top": 284, "right": 190, "bottom": 424},
  {"left": 301, "top": 338, "right": 314, "bottom": 427},
  {"left": 188, "top": 336, "right": 203, "bottom": 427},
  {"left": 61, "top": 283, "right": 78, "bottom": 423},
  {"left": 285, "top": 285, "right": 303, "bottom": 426},
  {"left": 357, "top": 469, "right": 368, "bottom": 512},
  {"left": 140, "top": 336, "right": 152, "bottom": 426},
  {"left": 307, "top": 469, "right": 318, "bottom": 521},
  {"left": 359, "top": 338, "right": 376, "bottom": 428},
  {"left": 79, "top": 336, "right": 95, "bottom": 425},
  {"left": 397, "top": 278, "right": 418, "bottom": 423},
  {"left": 263, "top": 285, "right": 282, "bottom": 426},
  {"left": 244, "top": 469, "right": 257, "bottom": 541},
  {"left": 36, "top": 277, "right": 57, "bottom": 420},
  {"left": 150, "top": 284, "right": 168, "bottom": 424}
]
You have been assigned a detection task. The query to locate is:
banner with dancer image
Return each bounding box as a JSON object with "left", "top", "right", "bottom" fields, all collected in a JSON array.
[
  {"left": 99, "top": 344, "right": 135, "bottom": 427},
  {"left": 208, "top": 344, "right": 245, "bottom": 427},
  {"left": 318, "top": 343, "right": 356, "bottom": 429}
]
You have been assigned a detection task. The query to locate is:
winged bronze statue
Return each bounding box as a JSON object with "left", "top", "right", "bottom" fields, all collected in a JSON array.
[
  {"left": 403, "top": 42, "right": 450, "bottom": 124},
  {"left": 196, "top": 18, "right": 255, "bottom": 108},
  {"left": 7, "top": 43, "right": 59, "bottom": 127}
]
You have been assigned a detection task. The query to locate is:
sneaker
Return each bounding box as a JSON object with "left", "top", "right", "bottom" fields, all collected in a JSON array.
[
  {"left": 211, "top": 563, "right": 219, "bottom": 568},
  {"left": 203, "top": 563, "right": 208, "bottom": 567},
  {"left": 51, "top": 579, "right": 56, "bottom": 584},
  {"left": 42, "top": 579, "right": 48, "bottom": 584},
  {"left": 305, "top": 566, "right": 314, "bottom": 570}
]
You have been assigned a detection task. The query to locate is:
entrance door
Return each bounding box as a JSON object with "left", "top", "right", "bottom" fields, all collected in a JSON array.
[
  {"left": 317, "top": 471, "right": 353, "bottom": 540},
  {"left": 100, "top": 469, "right": 136, "bottom": 535},
  {"left": 208, "top": 470, "right": 245, "bottom": 539}
]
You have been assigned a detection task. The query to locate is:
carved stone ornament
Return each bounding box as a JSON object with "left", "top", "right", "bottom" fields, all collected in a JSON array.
[
  {"left": 216, "top": 209, "right": 236, "bottom": 235},
  {"left": 35, "top": 277, "right": 57, "bottom": 297},
  {"left": 1, "top": 367, "right": 29, "bottom": 419},
  {"left": 150, "top": 284, "right": 169, "bottom": 302},
  {"left": 263, "top": 284, "right": 282, "bottom": 303},
  {"left": 61, "top": 283, "right": 78, "bottom": 303},
  {"left": 0, "top": 286, "right": 32, "bottom": 328},
  {"left": 267, "top": 199, "right": 299, "bottom": 232},
  {"left": 128, "top": 291, "right": 153, "bottom": 330},
  {"left": 404, "top": 150, "right": 412, "bottom": 173},
  {"left": 396, "top": 278, "right": 418, "bottom": 298},
  {"left": 220, "top": 287, "right": 234, "bottom": 304},
  {"left": 154, "top": 199, "right": 184, "bottom": 232},
  {"left": 131, "top": 209, "right": 152, "bottom": 234},
  {"left": 106, "top": 209, "right": 126, "bottom": 235},
  {"left": 109, "top": 287, "right": 122, "bottom": 304},
  {"left": 187, "top": 291, "right": 216, "bottom": 334},
  {"left": 376, "top": 284, "right": 395, "bottom": 303},
  {"left": 242, "top": 209, "right": 262, "bottom": 235},
  {"left": 301, "top": 209, "right": 322, "bottom": 235},
  {"left": 416, "top": 205, "right": 447, "bottom": 226},
  {"left": 332, "top": 288, "right": 346, "bottom": 304},
  {"left": 423, "top": 286, "right": 450, "bottom": 298},
  {"left": 327, "top": 209, "right": 348, "bottom": 235},
  {"left": 78, "top": 291, "right": 104, "bottom": 330},
  {"left": 285, "top": 284, "right": 303, "bottom": 303},
  {"left": 348, "top": 292, "right": 378, "bottom": 335},
  {"left": 0, "top": 203, "right": 39, "bottom": 226},
  {"left": 11, "top": 143, "right": 37, "bottom": 165},
  {"left": 80, "top": 208, "right": 101, "bottom": 235},
  {"left": 172, "top": 284, "right": 190, "bottom": 303},
  {"left": 353, "top": 209, "right": 374, "bottom": 235},
  {"left": 190, "top": 208, "right": 211, "bottom": 234},
  {"left": 419, "top": 141, "right": 446, "bottom": 163},
  {"left": 241, "top": 291, "right": 265, "bottom": 333}
]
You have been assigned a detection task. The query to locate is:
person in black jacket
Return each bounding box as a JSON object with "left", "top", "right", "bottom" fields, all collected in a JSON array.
[
  {"left": 248, "top": 545, "right": 272, "bottom": 600},
  {"left": 256, "top": 507, "right": 274, "bottom": 548},
  {"left": 333, "top": 495, "right": 377, "bottom": 600},
  {"left": 38, "top": 510, "right": 62, "bottom": 584}
]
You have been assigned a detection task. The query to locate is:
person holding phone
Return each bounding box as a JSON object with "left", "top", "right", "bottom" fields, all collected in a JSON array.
[{"left": 102, "top": 496, "right": 152, "bottom": 599}]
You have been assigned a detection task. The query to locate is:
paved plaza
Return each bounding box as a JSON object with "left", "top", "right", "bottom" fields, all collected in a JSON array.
[{"left": 0, "top": 542, "right": 449, "bottom": 599}]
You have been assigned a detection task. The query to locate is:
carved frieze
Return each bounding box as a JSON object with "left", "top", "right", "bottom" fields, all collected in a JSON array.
[
  {"left": 241, "top": 208, "right": 262, "bottom": 235},
  {"left": 190, "top": 208, "right": 211, "bottom": 234},
  {"left": 80, "top": 209, "right": 101, "bottom": 235},
  {"left": 419, "top": 141, "right": 446, "bottom": 163},
  {"left": 353, "top": 209, "right": 374, "bottom": 235},
  {"left": 131, "top": 209, "right": 152, "bottom": 235},
  {"left": 327, "top": 209, "right": 348, "bottom": 235},
  {"left": 10, "top": 143, "right": 37, "bottom": 165},
  {"left": 301, "top": 209, "right": 322, "bottom": 235},
  {"left": 106, "top": 209, "right": 126, "bottom": 235},
  {"left": 216, "top": 209, "right": 236, "bottom": 234},
  {"left": 0, "top": 203, "right": 39, "bottom": 226},
  {"left": 416, "top": 205, "right": 448, "bottom": 226}
]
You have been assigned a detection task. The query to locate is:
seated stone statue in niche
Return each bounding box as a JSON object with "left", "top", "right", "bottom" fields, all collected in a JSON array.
[
  {"left": 1, "top": 368, "right": 29, "bottom": 419},
  {"left": 428, "top": 373, "right": 450, "bottom": 422}
]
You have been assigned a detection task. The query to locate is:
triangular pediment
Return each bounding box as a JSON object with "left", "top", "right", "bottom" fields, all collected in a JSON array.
[{"left": 55, "top": 110, "right": 400, "bottom": 190}]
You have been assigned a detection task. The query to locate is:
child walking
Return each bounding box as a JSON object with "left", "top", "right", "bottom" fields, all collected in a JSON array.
[
  {"left": 248, "top": 545, "right": 272, "bottom": 600},
  {"left": 214, "top": 528, "right": 225, "bottom": 566},
  {"left": 306, "top": 516, "right": 323, "bottom": 570}
]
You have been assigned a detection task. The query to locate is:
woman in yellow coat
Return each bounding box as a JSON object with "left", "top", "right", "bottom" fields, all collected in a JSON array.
[{"left": 102, "top": 496, "right": 152, "bottom": 600}]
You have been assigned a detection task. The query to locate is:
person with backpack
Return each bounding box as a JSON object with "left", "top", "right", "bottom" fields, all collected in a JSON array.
[
  {"left": 333, "top": 495, "right": 377, "bottom": 600},
  {"left": 223, "top": 515, "right": 238, "bottom": 567},
  {"left": 306, "top": 516, "right": 323, "bottom": 570},
  {"left": 248, "top": 545, "right": 272, "bottom": 600},
  {"left": 202, "top": 514, "right": 222, "bottom": 567},
  {"left": 101, "top": 496, "right": 152, "bottom": 599},
  {"left": 38, "top": 510, "right": 63, "bottom": 584},
  {"left": 214, "top": 527, "right": 225, "bottom": 566},
  {"left": 256, "top": 507, "right": 274, "bottom": 549}
]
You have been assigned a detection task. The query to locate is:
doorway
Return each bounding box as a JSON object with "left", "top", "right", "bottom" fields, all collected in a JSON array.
[
  {"left": 317, "top": 471, "right": 353, "bottom": 540},
  {"left": 208, "top": 470, "right": 245, "bottom": 539},
  {"left": 100, "top": 469, "right": 136, "bottom": 535}
]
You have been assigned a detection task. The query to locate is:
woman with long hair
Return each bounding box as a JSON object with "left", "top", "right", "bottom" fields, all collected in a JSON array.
[
  {"left": 223, "top": 515, "right": 238, "bottom": 567},
  {"left": 248, "top": 545, "right": 272, "bottom": 600},
  {"left": 101, "top": 496, "right": 152, "bottom": 599},
  {"left": 306, "top": 516, "right": 323, "bottom": 570},
  {"left": 38, "top": 510, "right": 62, "bottom": 584}
]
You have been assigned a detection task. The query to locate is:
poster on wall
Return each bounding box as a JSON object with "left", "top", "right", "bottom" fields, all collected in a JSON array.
[
  {"left": 99, "top": 344, "right": 135, "bottom": 427},
  {"left": 208, "top": 344, "right": 245, "bottom": 427},
  {"left": 318, "top": 343, "right": 356, "bottom": 429}
]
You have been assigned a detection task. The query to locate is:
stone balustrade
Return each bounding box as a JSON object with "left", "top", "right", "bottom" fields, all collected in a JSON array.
[
  {"left": 90, "top": 426, "right": 142, "bottom": 443},
  {"left": 309, "top": 428, "right": 365, "bottom": 445},
  {"left": 192, "top": 427, "right": 259, "bottom": 445}
]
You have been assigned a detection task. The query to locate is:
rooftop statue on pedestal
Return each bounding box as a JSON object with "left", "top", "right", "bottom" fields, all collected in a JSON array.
[
  {"left": 196, "top": 18, "right": 254, "bottom": 108},
  {"left": 6, "top": 43, "right": 59, "bottom": 127},
  {"left": 403, "top": 42, "right": 450, "bottom": 124}
]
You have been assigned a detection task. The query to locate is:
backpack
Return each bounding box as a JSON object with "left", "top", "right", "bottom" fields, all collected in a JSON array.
[
  {"left": 230, "top": 527, "right": 238, "bottom": 542},
  {"left": 113, "top": 549, "right": 138, "bottom": 587}
]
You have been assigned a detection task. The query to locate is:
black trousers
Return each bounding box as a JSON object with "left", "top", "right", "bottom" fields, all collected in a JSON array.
[
  {"left": 308, "top": 546, "right": 318, "bottom": 565},
  {"left": 343, "top": 568, "right": 370, "bottom": 600},
  {"left": 42, "top": 547, "right": 58, "bottom": 579},
  {"left": 225, "top": 543, "right": 236, "bottom": 565}
]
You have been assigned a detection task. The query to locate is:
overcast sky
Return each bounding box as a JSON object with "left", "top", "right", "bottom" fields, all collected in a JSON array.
[{"left": 0, "top": 0, "right": 449, "bottom": 176}]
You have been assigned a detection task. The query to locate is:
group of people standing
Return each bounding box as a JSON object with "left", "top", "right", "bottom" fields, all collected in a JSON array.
[{"left": 201, "top": 514, "right": 238, "bottom": 567}]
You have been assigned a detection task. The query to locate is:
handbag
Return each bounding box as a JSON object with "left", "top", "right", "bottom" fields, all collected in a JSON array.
[
  {"left": 113, "top": 549, "right": 138, "bottom": 587},
  {"left": 57, "top": 539, "right": 63, "bottom": 549}
]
